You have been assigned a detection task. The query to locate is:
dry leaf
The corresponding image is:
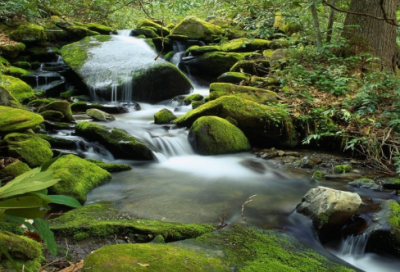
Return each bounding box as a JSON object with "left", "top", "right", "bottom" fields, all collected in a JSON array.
[{"left": 59, "top": 260, "right": 84, "bottom": 272}]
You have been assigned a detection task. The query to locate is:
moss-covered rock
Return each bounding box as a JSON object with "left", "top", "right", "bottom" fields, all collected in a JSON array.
[
  {"left": 192, "top": 101, "right": 205, "bottom": 109},
  {"left": 381, "top": 178, "right": 400, "bottom": 190},
  {"left": 186, "top": 45, "right": 221, "bottom": 55},
  {"left": 183, "top": 93, "right": 203, "bottom": 105},
  {"left": 9, "top": 23, "right": 47, "bottom": 43},
  {"left": 85, "top": 23, "right": 114, "bottom": 34},
  {"left": 49, "top": 154, "right": 112, "bottom": 203},
  {"left": 0, "top": 160, "right": 31, "bottom": 178},
  {"left": 154, "top": 108, "right": 177, "bottom": 124},
  {"left": 84, "top": 243, "right": 227, "bottom": 271},
  {"left": 181, "top": 52, "right": 258, "bottom": 77},
  {"left": 0, "top": 231, "right": 44, "bottom": 272},
  {"left": 38, "top": 100, "right": 74, "bottom": 122},
  {"left": 0, "top": 42, "right": 26, "bottom": 59},
  {"left": 0, "top": 75, "right": 35, "bottom": 103},
  {"left": 129, "top": 63, "right": 193, "bottom": 103},
  {"left": 27, "top": 98, "right": 52, "bottom": 107},
  {"left": 137, "top": 19, "right": 170, "bottom": 36},
  {"left": 75, "top": 121, "right": 154, "bottom": 160},
  {"left": 5, "top": 66, "right": 30, "bottom": 78},
  {"left": 189, "top": 116, "right": 251, "bottom": 155},
  {"left": 4, "top": 132, "right": 53, "bottom": 167},
  {"left": 39, "top": 110, "right": 65, "bottom": 121},
  {"left": 49, "top": 203, "right": 215, "bottom": 241},
  {"left": 85, "top": 159, "right": 132, "bottom": 172},
  {"left": 217, "top": 72, "right": 250, "bottom": 84},
  {"left": 219, "top": 38, "right": 271, "bottom": 52},
  {"left": 174, "top": 96, "right": 297, "bottom": 147},
  {"left": 333, "top": 165, "right": 352, "bottom": 174},
  {"left": 230, "top": 59, "right": 270, "bottom": 76},
  {"left": 348, "top": 178, "right": 380, "bottom": 190},
  {"left": 132, "top": 28, "right": 159, "bottom": 38},
  {"left": 313, "top": 170, "right": 324, "bottom": 180},
  {"left": 86, "top": 108, "right": 115, "bottom": 122},
  {"left": 66, "top": 25, "right": 100, "bottom": 40},
  {"left": 210, "top": 83, "right": 277, "bottom": 104},
  {"left": 59, "top": 88, "right": 77, "bottom": 98},
  {"left": 0, "top": 106, "right": 44, "bottom": 132},
  {"left": 0, "top": 222, "right": 24, "bottom": 235},
  {"left": 171, "top": 16, "right": 224, "bottom": 43}
]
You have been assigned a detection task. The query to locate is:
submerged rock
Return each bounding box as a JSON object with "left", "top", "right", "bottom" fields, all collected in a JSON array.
[
  {"left": 174, "top": 96, "right": 297, "bottom": 147},
  {"left": 4, "top": 133, "right": 53, "bottom": 167},
  {"left": 296, "top": 186, "right": 362, "bottom": 230},
  {"left": 49, "top": 154, "right": 112, "bottom": 203},
  {"left": 188, "top": 116, "right": 251, "bottom": 155},
  {"left": 0, "top": 106, "right": 44, "bottom": 132},
  {"left": 75, "top": 121, "right": 154, "bottom": 160},
  {"left": 209, "top": 83, "right": 278, "bottom": 104}
]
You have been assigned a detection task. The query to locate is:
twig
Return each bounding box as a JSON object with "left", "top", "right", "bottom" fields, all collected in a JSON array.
[{"left": 241, "top": 194, "right": 257, "bottom": 221}]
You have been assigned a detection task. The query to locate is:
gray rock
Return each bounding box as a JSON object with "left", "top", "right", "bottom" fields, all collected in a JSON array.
[{"left": 86, "top": 108, "right": 115, "bottom": 122}]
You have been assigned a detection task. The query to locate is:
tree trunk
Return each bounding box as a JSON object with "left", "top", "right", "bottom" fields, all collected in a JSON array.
[
  {"left": 326, "top": 0, "right": 336, "bottom": 43},
  {"left": 310, "top": 0, "right": 323, "bottom": 51},
  {"left": 342, "top": 0, "right": 398, "bottom": 72}
]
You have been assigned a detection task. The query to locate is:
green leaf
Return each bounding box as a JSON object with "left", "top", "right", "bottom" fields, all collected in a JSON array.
[
  {"left": 48, "top": 195, "right": 82, "bottom": 208},
  {"left": 5, "top": 207, "right": 48, "bottom": 218},
  {"left": 25, "top": 192, "right": 52, "bottom": 205},
  {"left": 34, "top": 218, "right": 57, "bottom": 256},
  {"left": 0, "top": 196, "right": 44, "bottom": 209},
  {"left": 40, "top": 156, "right": 61, "bottom": 172}
]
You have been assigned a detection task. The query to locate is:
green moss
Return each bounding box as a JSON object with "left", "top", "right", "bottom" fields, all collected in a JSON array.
[
  {"left": 48, "top": 154, "right": 111, "bottom": 203},
  {"left": 171, "top": 16, "right": 224, "bottom": 43},
  {"left": 154, "top": 108, "right": 177, "bottom": 124},
  {"left": 85, "top": 159, "right": 132, "bottom": 172},
  {"left": 196, "top": 225, "right": 354, "bottom": 272},
  {"left": 9, "top": 23, "right": 47, "bottom": 43},
  {"left": 145, "top": 38, "right": 156, "bottom": 50},
  {"left": 38, "top": 100, "right": 74, "bottom": 122},
  {"left": 263, "top": 49, "right": 274, "bottom": 58},
  {"left": 27, "top": 98, "right": 52, "bottom": 107},
  {"left": 0, "top": 42, "right": 26, "bottom": 59},
  {"left": 219, "top": 38, "right": 271, "bottom": 52},
  {"left": 0, "top": 222, "right": 24, "bottom": 235},
  {"left": 217, "top": 72, "right": 250, "bottom": 84},
  {"left": 0, "top": 161, "right": 31, "bottom": 178},
  {"left": 137, "top": 34, "right": 146, "bottom": 38},
  {"left": 279, "top": 22, "right": 301, "bottom": 35},
  {"left": 39, "top": 110, "right": 65, "bottom": 121},
  {"left": 189, "top": 116, "right": 251, "bottom": 155},
  {"left": 192, "top": 101, "right": 205, "bottom": 109},
  {"left": 163, "top": 51, "right": 174, "bottom": 61},
  {"left": 137, "top": 19, "right": 170, "bottom": 36},
  {"left": 313, "top": 170, "right": 324, "bottom": 180},
  {"left": 71, "top": 101, "right": 88, "bottom": 111},
  {"left": 4, "top": 132, "right": 53, "bottom": 167},
  {"left": 134, "top": 28, "right": 159, "bottom": 38},
  {"left": 388, "top": 200, "right": 400, "bottom": 231},
  {"left": 92, "top": 35, "right": 113, "bottom": 43},
  {"left": 60, "top": 89, "right": 77, "bottom": 98},
  {"left": 83, "top": 243, "right": 227, "bottom": 271},
  {"left": 230, "top": 59, "right": 270, "bottom": 75},
  {"left": 0, "top": 75, "right": 35, "bottom": 102},
  {"left": 86, "top": 23, "right": 114, "bottom": 34},
  {"left": 75, "top": 122, "right": 154, "bottom": 160},
  {"left": 186, "top": 45, "right": 221, "bottom": 55},
  {"left": 334, "top": 165, "right": 352, "bottom": 174},
  {"left": 0, "top": 106, "right": 44, "bottom": 132},
  {"left": 0, "top": 85, "right": 22, "bottom": 108},
  {"left": 5, "top": 66, "right": 30, "bottom": 77},
  {"left": 183, "top": 93, "right": 203, "bottom": 105},
  {"left": 210, "top": 83, "right": 277, "bottom": 104},
  {"left": 174, "top": 96, "right": 297, "bottom": 147},
  {"left": 49, "top": 204, "right": 215, "bottom": 241},
  {"left": 66, "top": 25, "right": 100, "bottom": 39}
]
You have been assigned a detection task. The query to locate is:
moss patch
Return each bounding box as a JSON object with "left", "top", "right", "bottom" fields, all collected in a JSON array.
[
  {"left": 171, "top": 16, "right": 224, "bottom": 43},
  {"left": 154, "top": 108, "right": 177, "bottom": 124},
  {"left": 85, "top": 159, "right": 132, "bottom": 172},
  {"left": 0, "top": 75, "right": 35, "bottom": 103},
  {"left": 49, "top": 204, "right": 215, "bottom": 241},
  {"left": 49, "top": 154, "right": 112, "bottom": 203},
  {"left": 333, "top": 165, "right": 352, "bottom": 174},
  {"left": 0, "top": 106, "right": 43, "bottom": 132},
  {"left": 217, "top": 72, "right": 250, "bottom": 84},
  {"left": 38, "top": 100, "right": 74, "bottom": 122},
  {"left": 0, "top": 42, "right": 26, "bottom": 59},
  {"left": 9, "top": 23, "right": 47, "bottom": 43},
  {"left": 0, "top": 160, "right": 31, "bottom": 178},
  {"left": 4, "top": 132, "right": 53, "bottom": 167},
  {"left": 183, "top": 93, "right": 204, "bottom": 105}
]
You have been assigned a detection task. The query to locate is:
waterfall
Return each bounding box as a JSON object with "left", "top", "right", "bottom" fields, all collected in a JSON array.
[
  {"left": 339, "top": 233, "right": 369, "bottom": 259},
  {"left": 171, "top": 41, "right": 186, "bottom": 66}
]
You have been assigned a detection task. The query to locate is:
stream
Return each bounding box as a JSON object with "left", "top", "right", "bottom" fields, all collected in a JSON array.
[{"left": 47, "top": 31, "right": 400, "bottom": 271}]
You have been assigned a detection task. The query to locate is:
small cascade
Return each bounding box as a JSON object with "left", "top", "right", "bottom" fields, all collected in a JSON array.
[
  {"left": 152, "top": 136, "right": 194, "bottom": 157},
  {"left": 170, "top": 41, "right": 186, "bottom": 66},
  {"left": 339, "top": 233, "right": 369, "bottom": 259},
  {"left": 118, "top": 29, "right": 132, "bottom": 36}
]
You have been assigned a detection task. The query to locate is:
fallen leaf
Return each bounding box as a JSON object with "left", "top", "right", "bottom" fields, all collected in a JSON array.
[
  {"left": 59, "top": 260, "right": 84, "bottom": 272},
  {"left": 138, "top": 263, "right": 150, "bottom": 267}
]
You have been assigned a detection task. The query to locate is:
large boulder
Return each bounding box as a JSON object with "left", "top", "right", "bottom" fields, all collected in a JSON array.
[
  {"left": 49, "top": 155, "right": 112, "bottom": 203},
  {"left": 0, "top": 75, "right": 35, "bottom": 103},
  {"left": 60, "top": 35, "right": 192, "bottom": 102},
  {"left": 137, "top": 19, "right": 170, "bottom": 36},
  {"left": 189, "top": 116, "right": 251, "bottom": 155},
  {"left": 174, "top": 96, "right": 297, "bottom": 147},
  {"left": 171, "top": 16, "right": 224, "bottom": 43},
  {"left": 296, "top": 186, "right": 362, "bottom": 241},
  {"left": 367, "top": 199, "right": 400, "bottom": 255},
  {"left": 38, "top": 100, "right": 74, "bottom": 122},
  {"left": 0, "top": 106, "right": 44, "bottom": 132},
  {"left": 75, "top": 121, "right": 154, "bottom": 160},
  {"left": 209, "top": 83, "right": 278, "bottom": 104},
  {"left": 154, "top": 108, "right": 176, "bottom": 124},
  {"left": 4, "top": 133, "right": 53, "bottom": 167},
  {"left": 180, "top": 52, "right": 258, "bottom": 77}
]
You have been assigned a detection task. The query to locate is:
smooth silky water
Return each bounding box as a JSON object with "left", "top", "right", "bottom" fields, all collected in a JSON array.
[{"left": 64, "top": 32, "right": 400, "bottom": 271}]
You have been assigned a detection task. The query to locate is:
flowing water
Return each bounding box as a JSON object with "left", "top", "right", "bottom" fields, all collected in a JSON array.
[{"left": 57, "top": 33, "right": 400, "bottom": 271}]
